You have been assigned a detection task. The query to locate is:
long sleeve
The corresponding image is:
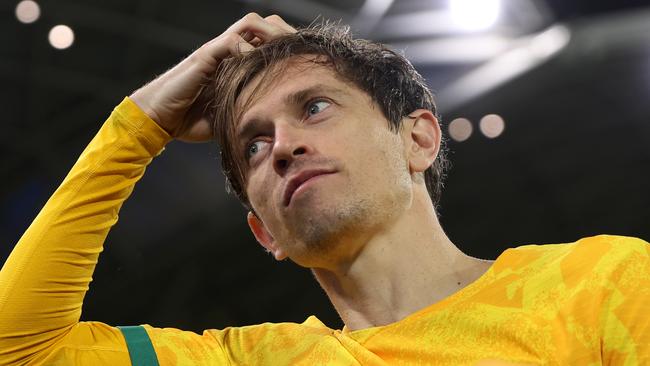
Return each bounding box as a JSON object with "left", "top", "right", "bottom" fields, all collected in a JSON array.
[{"left": 0, "top": 97, "right": 172, "bottom": 365}]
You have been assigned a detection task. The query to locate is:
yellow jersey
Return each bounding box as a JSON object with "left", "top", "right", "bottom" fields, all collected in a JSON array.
[{"left": 1, "top": 98, "right": 648, "bottom": 365}]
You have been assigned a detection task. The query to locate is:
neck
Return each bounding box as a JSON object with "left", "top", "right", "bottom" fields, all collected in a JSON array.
[{"left": 312, "top": 189, "right": 493, "bottom": 331}]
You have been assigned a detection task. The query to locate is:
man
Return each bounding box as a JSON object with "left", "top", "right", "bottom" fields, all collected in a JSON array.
[{"left": 0, "top": 13, "right": 648, "bottom": 365}]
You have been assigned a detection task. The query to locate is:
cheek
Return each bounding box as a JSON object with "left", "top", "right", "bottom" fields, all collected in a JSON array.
[
  {"left": 246, "top": 174, "right": 289, "bottom": 242},
  {"left": 363, "top": 126, "right": 404, "bottom": 164},
  {"left": 246, "top": 171, "right": 272, "bottom": 212},
  {"left": 369, "top": 132, "right": 411, "bottom": 186}
]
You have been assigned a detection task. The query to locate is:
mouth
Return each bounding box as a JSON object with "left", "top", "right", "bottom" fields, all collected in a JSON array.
[{"left": 283, "top": 169, "right": 337, "bottom": 207}]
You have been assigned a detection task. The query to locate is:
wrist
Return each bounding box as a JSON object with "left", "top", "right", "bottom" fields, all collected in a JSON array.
[{"left": 129, "top": 92, "right": 168, "bottom": 134}]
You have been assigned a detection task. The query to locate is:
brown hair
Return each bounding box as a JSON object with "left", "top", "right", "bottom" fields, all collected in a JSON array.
[{"left": 210, "top": 22, "right": 449, "bottom": 212}]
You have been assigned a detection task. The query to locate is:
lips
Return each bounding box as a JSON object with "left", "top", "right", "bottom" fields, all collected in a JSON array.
[{"left": 283, "top": 169, "right": 336, "bottom": 206}]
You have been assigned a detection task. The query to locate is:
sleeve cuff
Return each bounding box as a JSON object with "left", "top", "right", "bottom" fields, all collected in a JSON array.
[{"left": 112, "top": 97, "right": 173, "bottom": 156}]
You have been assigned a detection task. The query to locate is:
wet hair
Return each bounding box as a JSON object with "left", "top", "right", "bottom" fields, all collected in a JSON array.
[{"left": 210, "top": 21, "right": 450, "bottom": 212}]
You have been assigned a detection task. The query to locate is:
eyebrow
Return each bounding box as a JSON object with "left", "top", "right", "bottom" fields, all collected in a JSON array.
[{"left": 235, "top": 85, "right": 348, "bottom": 143}]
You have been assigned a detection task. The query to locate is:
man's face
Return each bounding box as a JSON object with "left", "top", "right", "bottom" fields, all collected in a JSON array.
[{"left": 236, "top": 57, "right": 414, "bottom": 269}]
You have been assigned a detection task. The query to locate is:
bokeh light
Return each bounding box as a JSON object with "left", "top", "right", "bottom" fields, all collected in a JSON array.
[
  {"left": 15, "top": 0, "right": 40, "bottom": 24},
  {"left": 479, "top": 114, "right": 505, "bottom": 138},
  {"left": 449, "top": 0, "right": 500, "bottom": 31},
  {"left": 48, "top": 25, "right": 75, "bottom": 50},
  {"left": 448, "top": 118, "right": 473, "bottom": 142}
]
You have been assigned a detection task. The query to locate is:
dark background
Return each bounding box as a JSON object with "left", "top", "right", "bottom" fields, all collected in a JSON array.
[{"left": 2, "top": 0, "right": 649, "bottom": 332}]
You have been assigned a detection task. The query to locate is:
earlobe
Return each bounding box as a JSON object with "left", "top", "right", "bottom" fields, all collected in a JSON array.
[
  {"left": 247, "top": 212, "right": 287, "bottom": 261},
  {"left": 406, "top": 109, "right": 441, "bottom": 174}
]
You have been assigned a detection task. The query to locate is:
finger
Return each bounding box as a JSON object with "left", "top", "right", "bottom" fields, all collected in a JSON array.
[
  {"left": 243, "top": 14, "right": 294, "bottom": 48},
  {"left": 226, "top": 33, "right": 256, "bottom": 56},
  {"left": 239, "top": 30, "right": 256, "bottom": 43},
  {"left": 194, "top": 13, "right": 287, "bottom": 67},
  {"left": 248, "top": 37, "right": 263, "bottom": 47},
  {"left": 264, "top": 14, "right": 297, "bottom": 33},
  {"left": 199, "top": 32, "right": 254, "bottom": 64},
  {"left": 240, "top": 31, "right": 262, "bottom": 47},
  {"left": 241, "top": 15, "right": 293, "bottom": 45},
  {"left": 240, "top": 30, "right": 252, "bottom": 42},
  {"left": 227, "top": 12, "right": 287, "bottom": 43},
  {"left": 177, "top": 118, "right": 213, "bottom": 143}
]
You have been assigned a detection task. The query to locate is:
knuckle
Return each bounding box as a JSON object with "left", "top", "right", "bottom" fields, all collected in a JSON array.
[
  {"left": 188, "top": 50, "right": 211, "bottom": 67},
  {"left": 224, "top": 32, "right": 241, "bottom": 43},
  {"left": 265, "top": 14, "right": 282, "bottom": 21},
  {"left": 189, "top": 47, "right": 205, "bottom": 61},
  {"left": 244, "top": 12, "right": 261, "bottom": 22}
]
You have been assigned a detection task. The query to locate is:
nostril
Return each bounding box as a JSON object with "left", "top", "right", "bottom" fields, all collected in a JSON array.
[
  {"left": 276, "top": 159, "right": 288, "bottom": 170},
  {"left": 293, "top": 147, "right": 306, "bottom": 155}
]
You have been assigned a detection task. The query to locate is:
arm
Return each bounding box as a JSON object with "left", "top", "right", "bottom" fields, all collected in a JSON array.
[
  {"left": 0, "top": 14, "right": 294, "bottom": 365},
  {"left": 0, "top": 98, "right": 171, "bottom": 364}
]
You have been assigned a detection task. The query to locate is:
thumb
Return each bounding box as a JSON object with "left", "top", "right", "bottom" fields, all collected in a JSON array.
[{"left": 177, "top": 117, "right": 213, "bottom": 143}]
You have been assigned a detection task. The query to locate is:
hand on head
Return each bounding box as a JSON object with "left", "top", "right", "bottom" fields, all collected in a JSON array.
[{"left": 130, "top": 13, "right": 296, "bottom": 142}]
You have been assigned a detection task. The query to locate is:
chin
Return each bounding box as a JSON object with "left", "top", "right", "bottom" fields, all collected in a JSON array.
[{"left": 289, "top": 195, "right": 374, "bottom": 257}]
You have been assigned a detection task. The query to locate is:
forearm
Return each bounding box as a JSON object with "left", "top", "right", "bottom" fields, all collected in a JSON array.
[{"left": 0, "top": 97, "right": 171, "bottom": 364}]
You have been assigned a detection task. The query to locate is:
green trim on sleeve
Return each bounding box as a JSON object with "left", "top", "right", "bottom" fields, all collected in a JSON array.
[{"left": 118, "top": 326, "right": 160, "bottom": 366}]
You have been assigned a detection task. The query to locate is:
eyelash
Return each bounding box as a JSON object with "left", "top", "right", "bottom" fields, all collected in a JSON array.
[{"left": 244, "top": 97, "right": 333, "bottom": 162}]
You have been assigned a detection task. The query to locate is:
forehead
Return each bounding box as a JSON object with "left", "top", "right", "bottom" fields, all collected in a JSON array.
[{"left": 235, "top": 57, "right": 349, "bottom": 122}]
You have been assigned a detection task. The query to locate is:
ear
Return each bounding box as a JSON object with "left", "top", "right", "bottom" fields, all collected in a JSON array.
[
  {"left": 404, "top": 109, "right": 441, "bottom": 174},
  {"left": 247, "top": 211, "right": 287, "bottom": 261}
]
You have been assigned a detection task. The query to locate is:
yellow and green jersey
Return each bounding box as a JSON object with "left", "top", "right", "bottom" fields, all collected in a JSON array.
[{"left": 1, "top": 98, "right": 648, "bottom": 365}]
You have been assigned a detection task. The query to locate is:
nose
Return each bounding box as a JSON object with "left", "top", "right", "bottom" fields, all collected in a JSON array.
[{"left": 272, "top": 124, "right": 309, "bottom": 175}]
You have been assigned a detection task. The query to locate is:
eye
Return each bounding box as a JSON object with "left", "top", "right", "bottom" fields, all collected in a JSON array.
[
  {"left": 246, "top": 140, "right": 269, "bottom": 160},
  {"left": 306, "top": 100, "right": 331, "bottom": 117}
]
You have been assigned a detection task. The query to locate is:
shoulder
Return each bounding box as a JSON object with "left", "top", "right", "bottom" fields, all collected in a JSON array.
[
  {"left": 144, "top": 317, "right": 333, "bottom": 365},
  {"left": 209, "top": 316, "right": 332, "bottom": 349},
  {"left": 507, "top": 234, "right": 648, "bottom": 264},
  {"left": 494, "top": 234, "right": 649, "bottom": 289},
  {"left": 485, "top": 236, "right": 650, "bottom": 362}
]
